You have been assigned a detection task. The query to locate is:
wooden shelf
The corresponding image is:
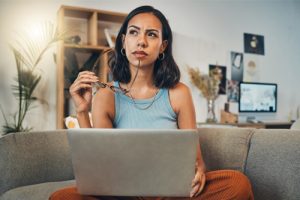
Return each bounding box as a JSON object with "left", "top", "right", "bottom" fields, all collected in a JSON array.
[
  {"left": 61, "top": 5, "right": 126, "bottom": 23},
  {"left": 62, "top": 5, "right": 95, "bottom": 18},
  {"left": 97, "top": 11, "right": 126, "bottom": 23},
  {"left": 64, "top": 44, "right": 109, "bottom": 52},
  {"left": 56, "top": 5, "right": 127, "bottom": 129}
]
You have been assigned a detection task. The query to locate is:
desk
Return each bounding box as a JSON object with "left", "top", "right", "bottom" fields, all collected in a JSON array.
[{"left": 197, "top": 122, "right": 293, "bottom": 129}]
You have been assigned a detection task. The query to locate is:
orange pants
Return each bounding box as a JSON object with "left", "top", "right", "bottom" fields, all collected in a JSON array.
[{"left": 49, "top": 170, "right": 254, "bottom": 200}]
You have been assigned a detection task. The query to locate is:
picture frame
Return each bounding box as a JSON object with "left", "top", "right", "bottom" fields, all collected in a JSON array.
[
  {"left": 244, "top": 33, "right": 265, "bottom": 55},
  {"left": 209, "top": 64, "right": 227, "bottom": 95},
  {"left": 231, "top": 51, "right": 244, "bottom": 82}
]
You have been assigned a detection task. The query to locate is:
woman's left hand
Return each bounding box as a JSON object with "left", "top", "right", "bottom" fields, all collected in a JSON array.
[{"left": 190, "top": 167, "right": 206, "bottom": 197}]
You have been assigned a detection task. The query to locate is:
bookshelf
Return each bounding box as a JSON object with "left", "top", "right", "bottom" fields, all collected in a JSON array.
[{"left": 56, "top": 5, "right": 127, "bottom": 128}]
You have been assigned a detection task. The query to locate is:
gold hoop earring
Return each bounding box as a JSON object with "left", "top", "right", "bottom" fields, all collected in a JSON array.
[
  {"left": 158, "top": 53, "right": 165, "bottom": 61},
  {"left": 121, "top": 48, "right": 126, "bottom": 56}
]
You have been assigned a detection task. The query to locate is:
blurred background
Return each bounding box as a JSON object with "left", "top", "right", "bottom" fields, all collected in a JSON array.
[{"left": 0, "top": 0, "right": 299, "bottom": 131}]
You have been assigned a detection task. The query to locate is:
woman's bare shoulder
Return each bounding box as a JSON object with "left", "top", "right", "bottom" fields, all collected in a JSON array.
[
  {"left": 92, "top": 81, "right": 115, "bottom": 117},
  {"left": 169, "top": 82, "right": 191, "bottom": 96},
  {"left": 169, "top": 82, "right": 193, "bottom": 113},
  {"left": 93, "top": 81, "right": 115, "bottom": 99}
]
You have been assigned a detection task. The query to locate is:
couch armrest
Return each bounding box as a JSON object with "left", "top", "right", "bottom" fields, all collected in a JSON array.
[
  {"left": 245, "top": 129, "right": 300, "bottom": 200},
  {"left": 197, "top": 127, "right": 254, "bottom": 172},
  {"left": 0, "top": 130, "right": 74, "bottom": 195}
]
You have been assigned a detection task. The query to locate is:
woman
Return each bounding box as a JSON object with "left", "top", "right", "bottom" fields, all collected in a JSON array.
[{"left": 50, "top": 5, "right": 253, "bottom": 200}]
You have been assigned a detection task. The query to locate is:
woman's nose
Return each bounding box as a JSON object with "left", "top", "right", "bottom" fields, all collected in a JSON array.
[{"left": 137, "top": 35, "right": 147, "bottom": 47}]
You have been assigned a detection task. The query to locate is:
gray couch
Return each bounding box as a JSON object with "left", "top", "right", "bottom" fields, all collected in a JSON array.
[{"left": 0, "top": 128, "right": 299, "bottom": 200}]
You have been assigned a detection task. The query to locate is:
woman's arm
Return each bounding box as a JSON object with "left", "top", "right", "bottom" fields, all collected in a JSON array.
[
  {"left": 69, "top": 70, "right": 115, "bottom": 128},
  {"left": 172, "top": 83, "right": 206, "bottom": 169},
  {"left": 174, "top": 83, "right": 196, "bottom": 129},
  {"left": 69, "top": 71, "right": 98, "bottom": 128},
  {"left": 77, "top": 112, "right": 92, "bottom": 128},
  {"left": 91, "top": 86, "right": 115, "bottom": 128},
  {"left": 169, "top": 82, "right": 206, "bottom": 197}
]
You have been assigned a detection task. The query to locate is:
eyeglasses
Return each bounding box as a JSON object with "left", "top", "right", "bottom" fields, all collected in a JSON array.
[
  {"left": 93, "top": 81, "right": 129, "bottom": 94},
  {"left": 91, "top": 52, "right": 128, "bottom": 94}
]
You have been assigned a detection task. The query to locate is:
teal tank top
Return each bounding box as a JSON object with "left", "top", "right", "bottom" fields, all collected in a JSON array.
[{"left": 113, "top": 82, "right": 178, "bottom": 129}]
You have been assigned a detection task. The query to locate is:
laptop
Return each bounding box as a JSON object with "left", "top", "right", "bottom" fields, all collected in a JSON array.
[{"left": 67, "top": 128, "right": 199, "bottom": 197}]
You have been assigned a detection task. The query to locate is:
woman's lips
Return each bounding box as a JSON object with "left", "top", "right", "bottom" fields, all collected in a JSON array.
[{"left": 133, "top": 51, "right": 148, "bottom": 58}]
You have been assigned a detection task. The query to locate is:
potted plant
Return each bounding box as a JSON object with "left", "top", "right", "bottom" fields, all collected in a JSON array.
[
  {"left": 187, "top": 66, "right": 222, "bottom": 123},
  {"left": 1, "top": 22, "right": 66, "bottom": 135}
]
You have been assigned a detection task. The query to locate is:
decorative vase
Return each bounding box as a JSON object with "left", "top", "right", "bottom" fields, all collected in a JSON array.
[{"left": 206, "top": 98, "right": 217, "bottom": 123}]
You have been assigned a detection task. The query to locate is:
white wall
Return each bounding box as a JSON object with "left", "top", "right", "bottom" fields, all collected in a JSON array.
[{"left": 0, "top": 0, "right": 299, "bottom": 131}]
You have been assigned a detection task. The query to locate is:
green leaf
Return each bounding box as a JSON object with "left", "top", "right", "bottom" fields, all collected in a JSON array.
[{"left": 1, "top": 21, "right": 67, "bottom": 134}]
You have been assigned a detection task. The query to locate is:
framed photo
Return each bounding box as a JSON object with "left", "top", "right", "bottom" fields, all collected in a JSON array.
[
  {"left": 227, "top": 80, "right": 239, "bottom": 102},
  {"left": 209, "top": 64, "right": 227, "bottom": 95},
  {"left": 244, "top": 55, "right": 260, "bottom": 82},
  {"left": 244, "top": 33, "right": 265, "bottom": 55},
  {"left": 231, "top": 51, "right": 244, "bottom": 82}
]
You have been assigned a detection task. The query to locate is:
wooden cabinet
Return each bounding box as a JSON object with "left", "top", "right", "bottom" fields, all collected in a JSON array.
[{"left": 56, "top": 5, "right": 127, "bottom": 128}]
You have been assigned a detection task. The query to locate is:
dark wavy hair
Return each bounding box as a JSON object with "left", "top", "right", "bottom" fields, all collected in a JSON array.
[{"left": 108, "top": 5, "right": 180, "bottom": 88}]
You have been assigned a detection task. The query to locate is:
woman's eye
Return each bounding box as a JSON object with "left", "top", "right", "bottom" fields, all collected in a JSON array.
[
  {"left": 128, "top": 30, "right": 138, "bottom": 36},
  {"left": 148, "top": 32, "right": 158, "bottom": 37}
]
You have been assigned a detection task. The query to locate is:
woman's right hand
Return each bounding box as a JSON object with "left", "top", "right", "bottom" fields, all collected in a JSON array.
[{"left": 69, "top": 71, "right": 99, "bottom": 113}]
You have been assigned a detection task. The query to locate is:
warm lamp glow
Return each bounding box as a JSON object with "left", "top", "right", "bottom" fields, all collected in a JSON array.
[{"left": 28, "top": 25, "right": 43, "bottom": 41}]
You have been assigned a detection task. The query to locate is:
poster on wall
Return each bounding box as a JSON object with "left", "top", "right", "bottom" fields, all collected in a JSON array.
[
  {"left": 209, "top": 64, "right": 227, "bottom": 95},
  {"left": 231, "top": 51, "right": 244, "bottom": 81},
  {"left": 227, "top": 80, "right": 239, "bottom": 102},
  {"left": 244, "top": 33, "right": 265, "bottom": 55},
  {"left": 243, "top": 55, "right": 260, "bottom": 82}
]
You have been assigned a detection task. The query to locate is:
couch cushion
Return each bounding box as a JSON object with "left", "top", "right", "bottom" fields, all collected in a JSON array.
[
  {"left": 0, "top": 180, "right": 75, "bottom": 200},
  {"left": 245, "top": 129, "right": 300, "bottom": 200},
  {"left": 0, "top": 130, "right": 74, "bottom": 195},
  {"left": 197, "top": 127, "right": 254, "bottom": 172}
]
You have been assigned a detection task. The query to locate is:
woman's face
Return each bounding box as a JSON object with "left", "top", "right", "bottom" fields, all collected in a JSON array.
[{"left": 122, "top": 13, "right": 167, "bottom": 68}]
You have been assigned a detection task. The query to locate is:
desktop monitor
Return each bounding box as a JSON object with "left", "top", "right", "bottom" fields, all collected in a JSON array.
[{"left": 239, "top": 82, "right": 277, "bottom": 113}]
